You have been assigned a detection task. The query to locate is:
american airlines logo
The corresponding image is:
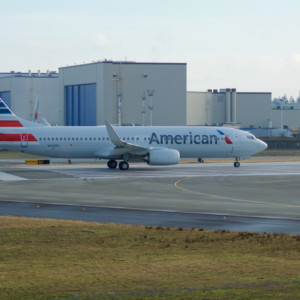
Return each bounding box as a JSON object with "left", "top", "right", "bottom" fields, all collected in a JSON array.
[
  {"left": 149, "top": 132, "right": 218, "bottom": 145},
  {"left": 149, "top": 130, "right": 233, "bottom": 145}
]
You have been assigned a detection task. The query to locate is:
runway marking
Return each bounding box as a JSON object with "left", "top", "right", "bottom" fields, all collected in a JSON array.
[
  {"left": 0, "top": 172, "right": 27, "bottom": 181},
  {"left": 173, "top": 177, "right": 300, "bottom": 208}
]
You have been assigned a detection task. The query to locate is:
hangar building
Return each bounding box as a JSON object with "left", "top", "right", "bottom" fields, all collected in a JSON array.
[
  {"left": 58, "top": 61, "right": 187, "bottom": 126},
  {"left": 0, "top": 71, "right": 59, "bottom": 124},
  {"left": 187, "top": 89, "right": 272, "bottom": 128},
  {"left": 0, "top": 61, "right": 187, "bottom": 126},
  {"left": 1, "top": 60, "right": 300, "bottom": 134}
]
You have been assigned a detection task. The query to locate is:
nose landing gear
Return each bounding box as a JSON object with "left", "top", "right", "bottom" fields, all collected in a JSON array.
[{"left": 234, "top": 157, "right": 240, "bottom": 168}]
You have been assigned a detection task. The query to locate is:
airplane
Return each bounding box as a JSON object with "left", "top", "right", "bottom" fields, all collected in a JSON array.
[
  {"left": 32, "top": 96, "right": 51, "bottom": 126},
  {"left": 0, "top": 98, "right": 267, "bottom": 170}
]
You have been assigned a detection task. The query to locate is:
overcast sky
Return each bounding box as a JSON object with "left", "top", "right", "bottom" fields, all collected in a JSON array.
[{"left": 1, "top": 0, "right": 300, "bottom": 98}]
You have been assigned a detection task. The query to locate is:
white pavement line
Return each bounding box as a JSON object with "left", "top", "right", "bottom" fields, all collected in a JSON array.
[{"left": 0, "top": 172, "right": 28, "bottom": 181}]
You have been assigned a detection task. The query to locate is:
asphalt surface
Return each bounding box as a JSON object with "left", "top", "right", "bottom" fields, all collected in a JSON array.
[{"left": 0, "top": 159, "right": 300, "bottom": 234}]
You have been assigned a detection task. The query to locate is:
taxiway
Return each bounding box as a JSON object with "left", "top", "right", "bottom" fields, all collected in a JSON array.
[{"left": 0, "top": 160, "right": 299, "bottom": 234}]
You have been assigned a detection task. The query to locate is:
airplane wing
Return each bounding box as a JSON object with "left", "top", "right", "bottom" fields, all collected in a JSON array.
[{"left": 104, "top": 121, "right": 150, "bottom": 156}]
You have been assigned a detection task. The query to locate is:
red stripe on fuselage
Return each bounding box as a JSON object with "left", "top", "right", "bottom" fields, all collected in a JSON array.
[
  {"left": 0, "top": 120, "right": 23, "bottom": 127},
  {"left": 0, "top": 133, "right": 37, "bottom": 142}
]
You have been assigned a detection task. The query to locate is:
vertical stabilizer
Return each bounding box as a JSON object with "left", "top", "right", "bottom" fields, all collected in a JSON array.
[{"left": 0, "top": 98, "right": 44, "bottom": 127}]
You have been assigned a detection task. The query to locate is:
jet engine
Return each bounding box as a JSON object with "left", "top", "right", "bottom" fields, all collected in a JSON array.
[{"left": 145, "top": 148, "right": 180, "bottom": 166}]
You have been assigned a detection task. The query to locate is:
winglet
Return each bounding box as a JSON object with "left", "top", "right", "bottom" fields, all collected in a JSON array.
[{"left": 105, "top": 121, "right": 125, "bottom": 147}]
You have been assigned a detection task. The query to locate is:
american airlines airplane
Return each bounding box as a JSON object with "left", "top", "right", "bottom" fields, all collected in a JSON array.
[{"left": 0, "top": 98, "right": 267, "bottom": 170}]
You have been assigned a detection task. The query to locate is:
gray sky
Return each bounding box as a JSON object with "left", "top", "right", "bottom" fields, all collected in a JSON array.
[{"left": 1, "top": 0, "right": 300, "bottom": 98}]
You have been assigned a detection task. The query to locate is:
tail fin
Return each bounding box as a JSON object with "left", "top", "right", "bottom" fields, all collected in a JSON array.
[
  {"left": 32, "top": 96, "right": 51, "bottom": 126},
  {"left": 0, "top": 98, "right": 44, "bottom": 127},
  {"left": 32, "top": 96, "right": 39, "bottom": 122}
]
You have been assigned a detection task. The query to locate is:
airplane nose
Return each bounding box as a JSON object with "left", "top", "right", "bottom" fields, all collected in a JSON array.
[{"left": 258, "top": 139, "right": 268, "bottom": 151}]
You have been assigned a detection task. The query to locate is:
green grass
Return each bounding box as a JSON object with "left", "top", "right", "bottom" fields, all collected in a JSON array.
[{"left": 0, "top": 216, "right": 299, "bottom": 299}]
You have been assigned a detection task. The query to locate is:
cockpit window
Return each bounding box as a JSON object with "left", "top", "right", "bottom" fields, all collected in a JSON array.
[{"left": 247, "top": 135, "right": 255, "bottom": 140}]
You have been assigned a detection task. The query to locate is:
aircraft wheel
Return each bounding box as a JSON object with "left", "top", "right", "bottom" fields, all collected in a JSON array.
[
  {"left": 234, "top": 161, "right": 240, "bottom": 168},
  {"left": 119, "top": 161, "right": 129, "bottom": 170},
  {"left": 107, "top": 160, "right": 118, "bottom": 169},
  {"left": 198, "top": 158, "right": 204, "bottom": 163}
]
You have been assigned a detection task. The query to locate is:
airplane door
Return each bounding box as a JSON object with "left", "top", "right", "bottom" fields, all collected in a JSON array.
[
  {"left": 232, "top": 134, "right": 240, "bottom": 154},
  {"left": 21, "top": 133, "right": 28, "bottom": 148}
]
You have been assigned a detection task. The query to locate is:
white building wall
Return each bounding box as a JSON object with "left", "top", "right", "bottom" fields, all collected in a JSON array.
[
  {"left": 186, "top": 92, "right": 207, "bottom": 125},
  {"left": 187, "top": 90, "right": 271, "bottom": 128},
  {"left": 59, "top": 61, "right": 187, "bottom": 126},
  {"left": 0, "top": 75, "right": 59, "bottom": 124},
  {"left": 236, "top": 93, "right": 271, "bottom": 128},
  {"left": 187, "top": 91, "right": 226, "bottom": 125},
  {"left": 271, "top": 109, "right": 300, "bottom": 129}
]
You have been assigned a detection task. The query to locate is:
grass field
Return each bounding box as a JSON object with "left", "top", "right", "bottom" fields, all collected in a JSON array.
[
  {"left": 0, "top": 216, "right": 299, "bottom": 299},
  {"left": 0, "top": 149, "right": 300, "bottom": 298}
]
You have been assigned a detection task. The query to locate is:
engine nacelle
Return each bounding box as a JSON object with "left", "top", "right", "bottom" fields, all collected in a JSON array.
[{"left": 146, "top": 148, "right": 180, "bottom": 166}]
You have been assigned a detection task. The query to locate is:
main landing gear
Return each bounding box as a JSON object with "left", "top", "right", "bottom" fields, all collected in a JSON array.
[
  {"left": 107, "top": 159, "right": 129, "bottom": 170},
  {"left": 234, "top": 157, "right": 240, "bottom": 168}
]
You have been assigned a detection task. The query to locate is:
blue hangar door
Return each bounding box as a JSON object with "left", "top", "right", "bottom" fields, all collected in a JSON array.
[
  {"left": 0, "top": 91, "right": 11, "bottom": 108},
  {"left": 65, "top": 84, "right": 96, "bottom": 126}
]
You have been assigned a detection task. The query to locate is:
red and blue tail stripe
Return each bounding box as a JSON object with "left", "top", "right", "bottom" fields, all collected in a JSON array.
[
  {"left": 0, "top": 120, "right": 23, "bottom": 127},
  {"left": 0, "top": 98, "right": 38, "bottom": 142},
  {"left": 0, "top": 100, "right": 13, "bottom": 115},
  {"left": 0, "top": 98, "right": 23, "bottom": 127}
]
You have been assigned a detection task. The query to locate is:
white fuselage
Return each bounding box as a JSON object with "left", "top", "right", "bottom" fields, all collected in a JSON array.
[{"left": 0, "top": 125, "right": 267, "bottom": 160}]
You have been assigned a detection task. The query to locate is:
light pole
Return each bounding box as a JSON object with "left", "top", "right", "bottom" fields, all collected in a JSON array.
[
  {"left": 141, "top": 92, "right": 146, "bottom": 126},
  {"left": 147, "top": 89, "right": 155, "bottom": 126},
  {"left": 112, "top": 74, "right": 122, "bottom": 126}
]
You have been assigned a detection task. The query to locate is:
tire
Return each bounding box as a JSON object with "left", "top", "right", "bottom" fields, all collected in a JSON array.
[
  {"left": 107, "top": 160, "right": 118, "bottom": 169},
  {"left": 119, "top": 161, "right": 129, "bottom": 170},
  {"left": 234, "top": 161, "right": 240, "bottom": 168}
]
